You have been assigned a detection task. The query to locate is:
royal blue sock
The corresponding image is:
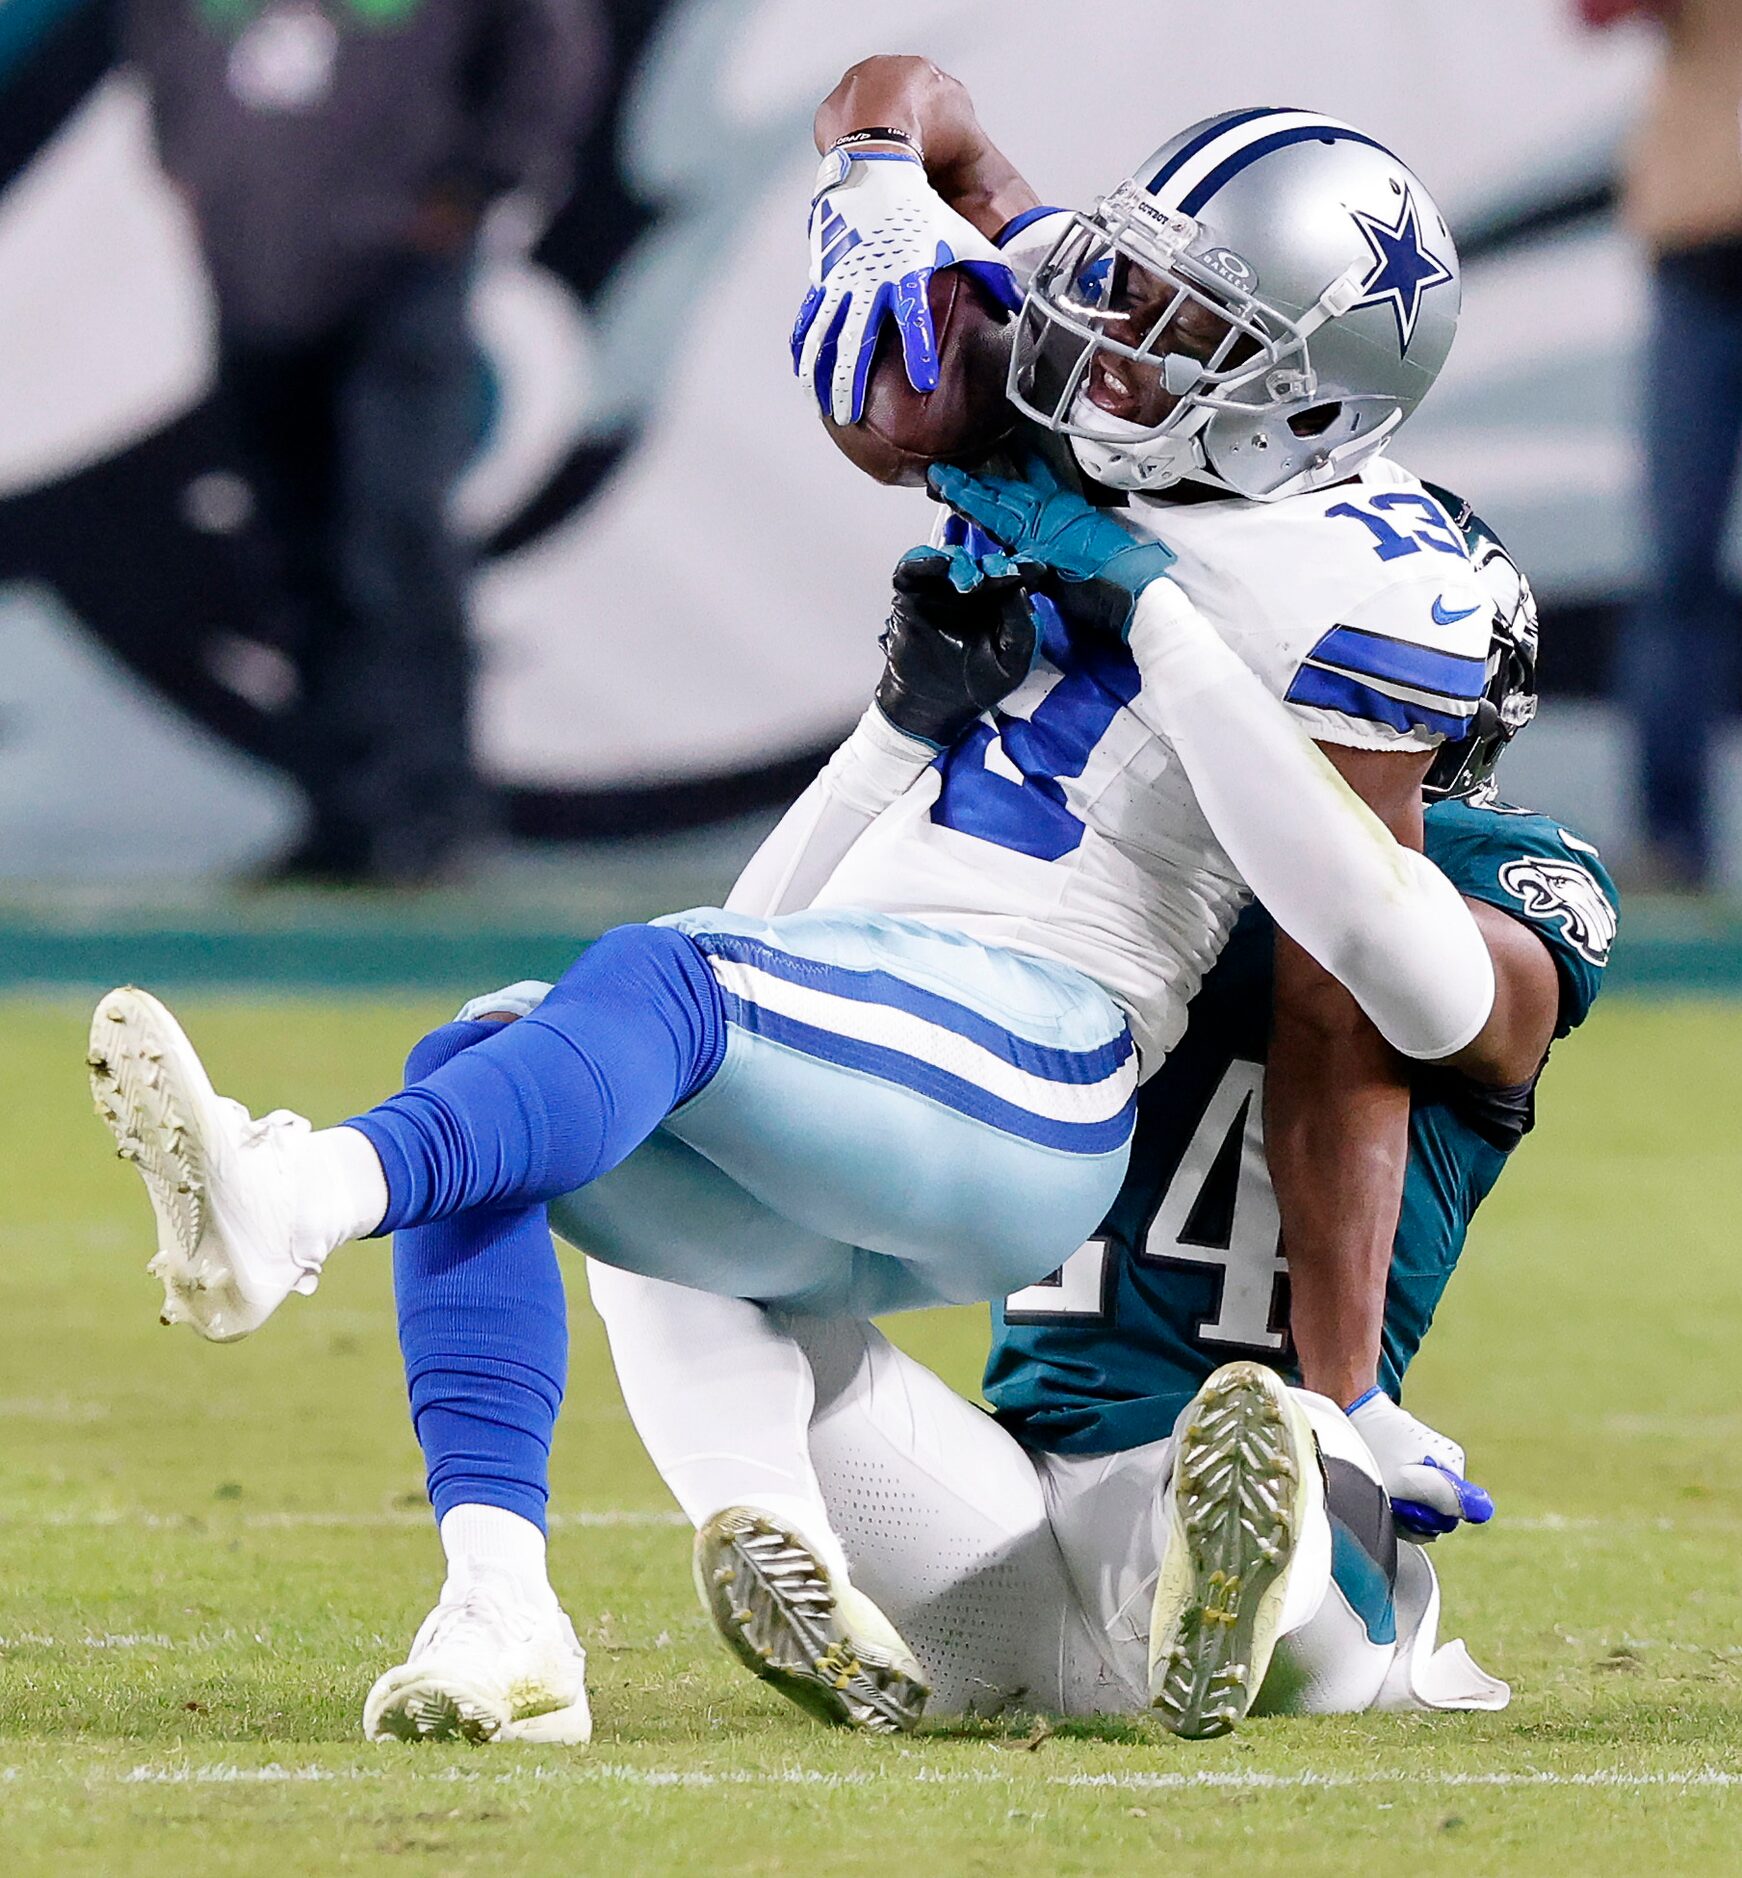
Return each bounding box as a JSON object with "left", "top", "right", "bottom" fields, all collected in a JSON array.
[
  {"left": 350, "top": 924, "right": 725, "bottom": 1233},
  {"left": 393, "top": 1020, "right": 569, "bottom": 1532}
]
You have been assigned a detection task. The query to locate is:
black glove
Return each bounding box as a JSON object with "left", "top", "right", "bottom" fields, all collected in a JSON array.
[{"left": 873, "top": 546, "right": 1040, "bottom": 749}]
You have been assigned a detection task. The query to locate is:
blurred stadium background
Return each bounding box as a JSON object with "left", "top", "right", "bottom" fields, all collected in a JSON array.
[
  {"left": 0, "top": 0, "right": 1734, "bottom": 982},
  {"left": 4, "top": 6, "right": 1741, "bottom": 1867}
]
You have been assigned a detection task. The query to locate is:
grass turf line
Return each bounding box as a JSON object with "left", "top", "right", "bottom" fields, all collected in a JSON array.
[{"left": 0, "top": 996, "right": 1738, "bottom": 1873}]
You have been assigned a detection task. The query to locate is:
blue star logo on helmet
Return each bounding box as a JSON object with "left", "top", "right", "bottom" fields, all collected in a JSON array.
[{"left": 1348, "top": 189, "right": 1453, "bottom": 352}]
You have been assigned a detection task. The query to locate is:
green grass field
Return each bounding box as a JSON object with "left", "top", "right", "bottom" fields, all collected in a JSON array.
[{"left": 3, "top": 993, "right": 1740, "bottom": 1874}]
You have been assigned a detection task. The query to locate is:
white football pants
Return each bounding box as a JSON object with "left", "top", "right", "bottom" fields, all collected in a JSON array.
[{"left": 587, "top": 1263, "right": 1503, "bottom": 1718}]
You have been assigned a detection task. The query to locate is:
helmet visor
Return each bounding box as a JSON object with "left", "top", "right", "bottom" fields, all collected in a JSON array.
[{"left": 1008, "top": 207, "right": 1314, "bottom": 447}]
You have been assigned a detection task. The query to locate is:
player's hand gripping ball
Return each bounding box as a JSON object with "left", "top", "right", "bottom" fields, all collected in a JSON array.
[
  {"left": 821, "top": 269, "right": 1019, "bottom": 486},
  {"left": 795, "top": 144, "right": 1020, "bottom": 483}
]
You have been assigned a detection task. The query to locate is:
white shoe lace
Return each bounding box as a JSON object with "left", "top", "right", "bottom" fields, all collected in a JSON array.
[
  {"left": 223, "top": 1100, "right": 311, "bottom": 1151},
  {"left": 417, "top": 1574, "right": 553, "bottom": 1662}
]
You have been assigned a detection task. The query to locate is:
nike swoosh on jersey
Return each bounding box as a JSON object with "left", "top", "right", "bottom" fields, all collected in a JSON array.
[{"left": 1431, "top": 595, "right": 1482, "bottom": 626}]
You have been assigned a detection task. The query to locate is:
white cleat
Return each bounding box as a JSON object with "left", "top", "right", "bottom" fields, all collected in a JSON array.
[
  {"left": 1148, "top": 1361, "right": 1324, "bottom": 1740},
  {"left": 88, "top": 986, "right": 324, "bottom": 1342},
  {"left": 363, "top": 1573, "right": 592, "bottom": 1745},
  {"left": 695, "top": 1506, "right": 929, "bottom": 1735}
]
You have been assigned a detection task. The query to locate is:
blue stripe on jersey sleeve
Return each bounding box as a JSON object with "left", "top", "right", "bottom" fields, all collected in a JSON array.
[
  {"left": 1305, "top": 625, "right": 1488, "bottom": 702},
  {"left": 1285, "top": 663, "right": 1475, "bottom": 740},
  {"left": 939, "top": 513, "right": 1005, "bottom": 562}
]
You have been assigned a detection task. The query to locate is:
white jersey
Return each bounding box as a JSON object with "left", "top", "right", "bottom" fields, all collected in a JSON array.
[{"left": 813, "top": 455, "right": 1492, "bottom": 1069}]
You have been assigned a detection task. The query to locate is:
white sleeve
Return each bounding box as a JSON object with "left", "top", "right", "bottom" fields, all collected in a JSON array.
[
  {"left": 1281, "top": 562, "right": 1494, "bottom": 755},
  {"left": 725, "top": 706, "right": 935, "bottom": 918},
  {"left": 1128, "top": 583, "right": 1495, "bottom": 1061}
]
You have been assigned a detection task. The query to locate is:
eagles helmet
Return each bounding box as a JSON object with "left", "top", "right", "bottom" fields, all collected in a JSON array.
[
  {"left": 1007, "top": 108, "right": 1461, "bottom": 500},
  {"left": 1423, "top": 484, "right": 1540, "bottom": 802}
]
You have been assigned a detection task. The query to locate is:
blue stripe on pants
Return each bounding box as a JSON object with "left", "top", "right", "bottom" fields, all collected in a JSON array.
[
  {"left": 654, "top": 907, "right": 1137, "bottom": 1303},
  {"left": 713, "top": 987, "right": 1135, "bottom": 1155},
  {"left": 693, "top": 928, "right": 1136, "bottom": 1087}
]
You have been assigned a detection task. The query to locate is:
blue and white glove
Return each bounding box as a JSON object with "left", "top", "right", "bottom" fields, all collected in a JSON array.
[
  {"left": 929, "top": 452, "right": 1178, "bottom": 641},
  {"left": 1347, "top": 1387, "right": 1495, "bottom": 1543},
  {"left": 793, "top": 146, "right": 1021, "bottom": 425}
]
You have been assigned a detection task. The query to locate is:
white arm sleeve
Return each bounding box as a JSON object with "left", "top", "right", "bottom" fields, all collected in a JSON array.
[
  {"left": 725, "top": 705, "right": 936, "bottom": 919},
  {"left": 1127, "top": 583, "right": 1495, "bottom": 1061}
]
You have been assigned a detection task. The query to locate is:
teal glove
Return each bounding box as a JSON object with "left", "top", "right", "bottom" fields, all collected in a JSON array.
[
  {"left": 906, "top": 542, "right": 1030, "bottom": 596},
  {"left": 928, "top": 453, "right": 1177, "bottom": 640}
]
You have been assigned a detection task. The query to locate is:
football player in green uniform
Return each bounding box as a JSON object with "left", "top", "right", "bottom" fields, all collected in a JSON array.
[{"left": 588, "top": 492, "right": 1618, "bottom": 1737}]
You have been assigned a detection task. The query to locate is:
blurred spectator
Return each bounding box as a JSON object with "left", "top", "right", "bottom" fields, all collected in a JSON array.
[
  {"left": 1585, "top": 0, "right": 1742, "bottom": 889},
  {"left": 126, "top": 1, "right": 601, "bottom": 886}
]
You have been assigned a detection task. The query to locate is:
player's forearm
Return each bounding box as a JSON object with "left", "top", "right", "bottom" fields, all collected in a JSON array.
[
  {"left": 813, "top": 56, "right": 1039, "bottom": 239},
  {"left": 1266, "top": 959, "right": 1409, "bottom": 1405},
  {"left": 1126, "top": 583, "right": 1495, "bottom": 1061},
  {"left": 725, "top": 705, "right": 932, "bottom": 918}
]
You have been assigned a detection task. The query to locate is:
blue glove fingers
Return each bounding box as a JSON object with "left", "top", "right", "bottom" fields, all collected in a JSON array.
[
  {"left": 1459, "top": 1481, "right": 1496, "bottom": 1524},
  {"left": 1392, "top": 1499, "right": 1459, "bottom": 1540},
  {"left": 847, "top": 280, "right": 894, "bottom": 424},
  {"left": 891, "top": 267, "right": 941, "bottom": 395},
  {"left": 955, "top": 257, "right": 1024, "bottom": 314},
  {"left": 791, "top": 285, "right": 825, "bottom": 373},
  {"left": 810, "top": 291, "right": 853, "bottom": 415},
  {"left": 896, "top": 545, "right": 952, "bottom": 577},
  {"left": 926, "top": 462, "right": 994, "bottom": 509},
  {"left": 944, "top": 545, "right": 985, "bottom": 593},
  {"left": 1423, "top": 1456, "right": 1495, "bottom": 1525}
]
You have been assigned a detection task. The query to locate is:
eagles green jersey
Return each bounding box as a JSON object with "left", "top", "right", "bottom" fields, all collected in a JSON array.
[{"left": 984, "top": 796, "right": 1619, "bottom": 1455}]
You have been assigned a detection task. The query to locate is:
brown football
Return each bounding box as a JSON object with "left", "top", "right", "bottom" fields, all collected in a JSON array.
[{"left": 821, "top": 269, "right": 1017, "bottom": 487}]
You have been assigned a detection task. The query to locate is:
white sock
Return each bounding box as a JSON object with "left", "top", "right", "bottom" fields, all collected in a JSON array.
[
  {"left": 293, "top": 1124, "right": 391, "bottom": 1255},
  {"left": 585, "top": 1260, "right": 855, "bottom": 1585},
  {"left": 439, "top": 1504, "right": 556, "bottom": 1607}
]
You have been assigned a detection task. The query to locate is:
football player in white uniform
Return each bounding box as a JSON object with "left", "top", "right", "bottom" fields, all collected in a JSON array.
[
  {"left": 91, "top": 65, "right": 1511, "bottom": 1742},
  {"left": 585, "top": 503, "right": 1617, "bottom": 1739}
]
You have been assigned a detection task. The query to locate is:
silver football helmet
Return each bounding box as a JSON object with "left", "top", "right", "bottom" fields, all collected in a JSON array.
[{"left": 1007, "top": 107, "right": 1462, "bottom": 500}]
